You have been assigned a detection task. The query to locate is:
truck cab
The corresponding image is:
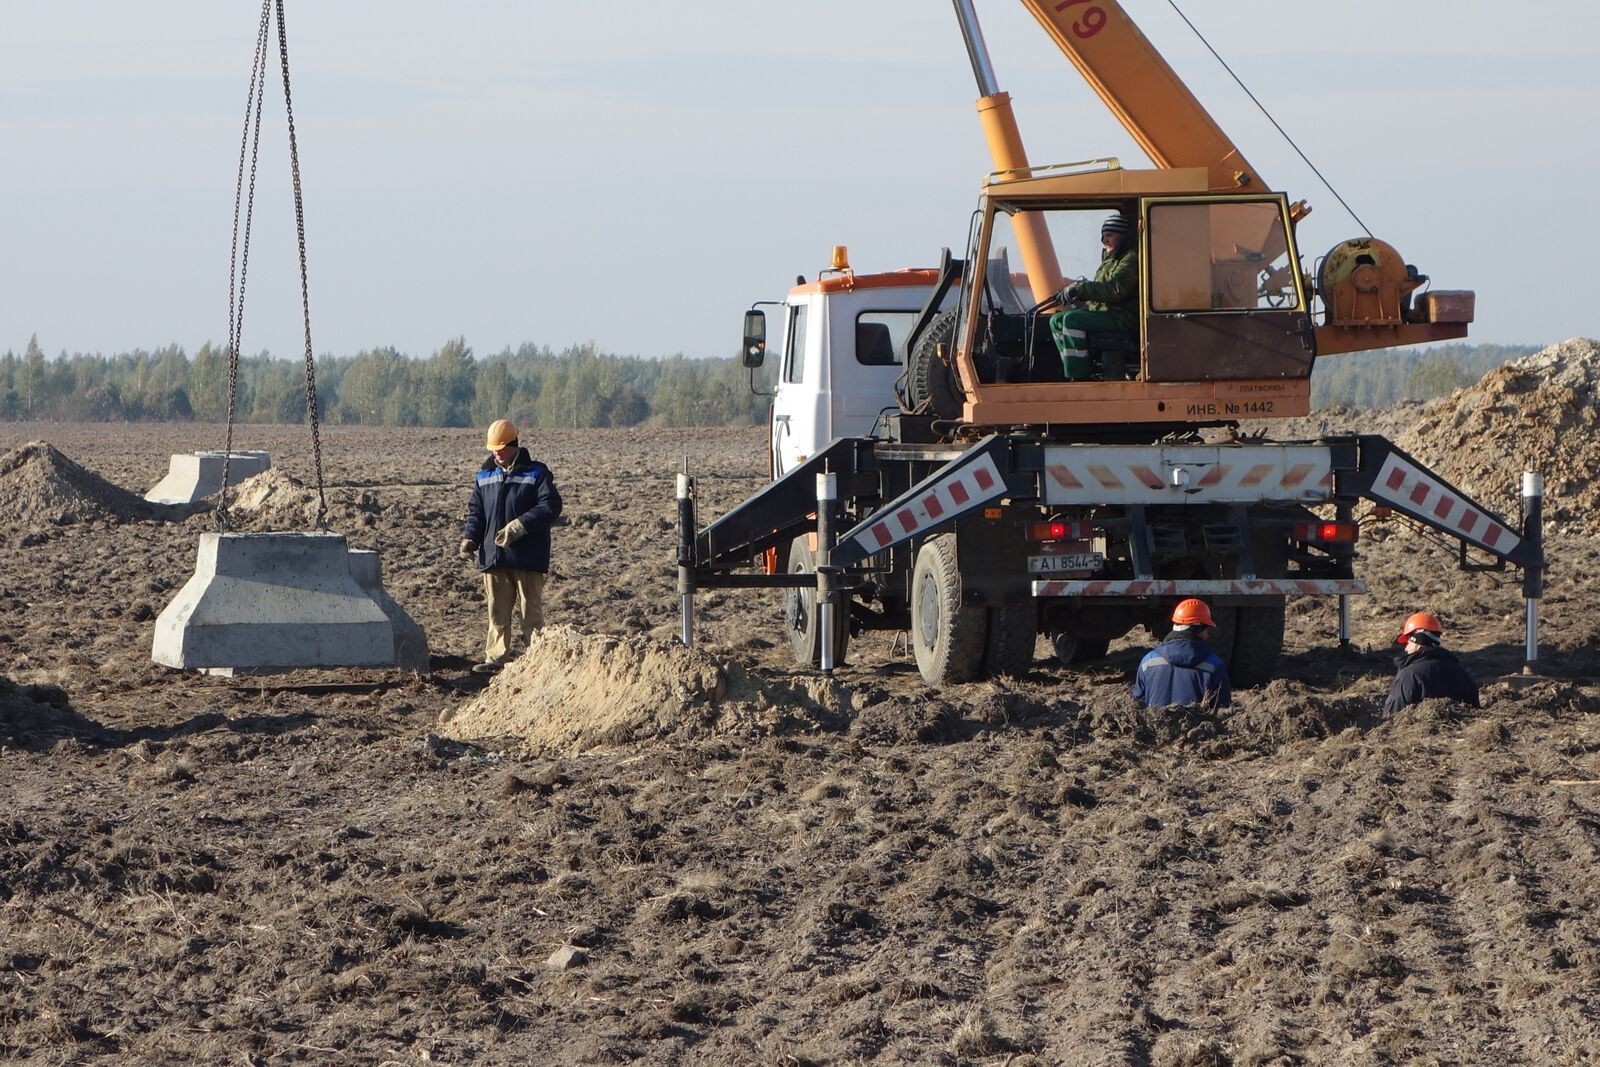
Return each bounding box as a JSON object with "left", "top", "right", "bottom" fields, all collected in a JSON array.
[
  {"left": 749, "top": 251, "right": 1032, "bottom": 476},
  {"left": 754, "top": 261, "right": 936, "bottom": 477}
]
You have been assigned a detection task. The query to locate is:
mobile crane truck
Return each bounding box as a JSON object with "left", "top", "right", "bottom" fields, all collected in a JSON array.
[{"left": 675, "top": 0, "right": 1545, "bottom": 687}]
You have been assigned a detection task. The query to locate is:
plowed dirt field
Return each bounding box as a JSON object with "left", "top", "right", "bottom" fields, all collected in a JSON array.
[{"left": 3, "top": 345, "right": 1599, "bottom": 1065}]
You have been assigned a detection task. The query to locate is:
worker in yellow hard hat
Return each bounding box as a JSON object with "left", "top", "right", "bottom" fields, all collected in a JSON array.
[
  {"left": 1132, "top": 598, "right": 1232, "bottom": 708},
  {"left": 459, "top": 418, "right": 563, "bottom": 673},
  {"left": 1383, "top": 610, "right": 1479, "bottom": 715}
]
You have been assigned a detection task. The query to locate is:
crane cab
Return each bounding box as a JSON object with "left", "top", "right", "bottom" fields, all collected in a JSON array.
[{"left": 905, "top": 161, "right": 1471, "bottom": 434}]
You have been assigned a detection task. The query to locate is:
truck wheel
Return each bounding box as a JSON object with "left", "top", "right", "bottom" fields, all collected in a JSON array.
[
  {"left": 911, "top": 534, "right": 987, "bottom": 685},
  {"left": 784, "top": 536, "right": 849, "bottom": 668},
  {"left": 1049, "top": 629, "right": 1110, "bottom": 667},
  {"left": 1227, "top": 599, "right": 1285, "bottom": 688},
  {"left": 906, "top": 309, "right": 965, "bottom": 421},
  {"left": 984, "top": 601, "right": 1038, "bottom": 678}
]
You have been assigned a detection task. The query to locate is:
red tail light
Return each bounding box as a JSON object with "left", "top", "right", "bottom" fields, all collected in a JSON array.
[
  {"left": 1027, "top": 520, "right": 1093, "bottom": 541},
  {"left": 1294, "top": 521, "right": 1359, "bottom": 543}
]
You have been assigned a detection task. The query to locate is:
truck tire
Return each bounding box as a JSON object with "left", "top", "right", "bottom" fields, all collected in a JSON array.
[
  {"left": 911, "top": 534, "right": 988, "bottom": 685},
  {"left": 984, "top": 601, "right": 1038, "bottom": 678},
  {"left": 1049, "top": 629, "right": 1110, "bottom": 667},
  {"left": 906, "top": 309, "right": 965, "bottom": 421},
  {"left": 784, "top": 536, "right": 849, "bottom": 668},
  {"left": 1227, "top": 599, "right": 1285, "bottom": 688}
]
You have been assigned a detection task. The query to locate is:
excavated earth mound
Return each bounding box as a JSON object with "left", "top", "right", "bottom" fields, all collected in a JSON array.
[
  {"left": 1397, "top": 337, "right": 1600, "bottom": 530},
  {"left": 439, "top": 626, "right": 853, "bottom": 754},
  {"left": 0, "top": 442, "right": 168, "bottom": 526},
  {"left": 215, "top": 468, "right": 323, "bottom": 531},
  {"left": 0, "top": 677, "right": 102, "bottom": 751}
]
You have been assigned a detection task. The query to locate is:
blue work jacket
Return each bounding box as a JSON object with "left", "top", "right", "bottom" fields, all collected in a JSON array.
[
  {"left": 462, "top": 448, "right": 562, "bottom": 573},
  {"left": 1133, "top": 633, "right": 1232, "bottom": 709}
]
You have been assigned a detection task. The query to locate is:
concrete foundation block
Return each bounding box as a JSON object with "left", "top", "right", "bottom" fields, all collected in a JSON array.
[
  {"left": 152, "top": 532, "right": 395, "bottom": 670},
  {"left": 348, "top": 549, "right": 431, "bottom": 673},
  {"left": 145, "top": 451, "right": 271, "bottom": 505}
]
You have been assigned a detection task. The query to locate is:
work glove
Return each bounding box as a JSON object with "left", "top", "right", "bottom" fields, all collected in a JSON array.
[
  {"left": 458, "top": 539, "right": 477, "bottom": 560},
  {"left": 493, "top": 519, "right": 527, "bottom": 548},
  {"left": 1061, "top": 282, "right": 1086, "bottom": 306}
]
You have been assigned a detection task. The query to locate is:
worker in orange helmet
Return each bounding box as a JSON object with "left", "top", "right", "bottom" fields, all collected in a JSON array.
[
  {"left": 1382, "top": 610, "right": 1479, "bottom": 715},
  {"left": 460, "top": 418, "right": 563, "bottom": 674},
  {"left": 1132, "top": 598, "right": 1232, "bottom": 708}
]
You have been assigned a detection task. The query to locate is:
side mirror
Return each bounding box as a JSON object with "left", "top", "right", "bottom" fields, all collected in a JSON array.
[{"left": 741, "top": 310, "right": 767, "bottom": 368}]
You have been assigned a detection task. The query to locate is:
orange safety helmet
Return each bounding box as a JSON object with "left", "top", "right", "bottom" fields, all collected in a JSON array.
[
  {"left": 1172, "top": 598, "right": 1214, "bottom": 628},
  {"left": 485, "top": 418, "right": 519, "bottom": 450},
  {"left": 1396, "top": 610, "right": 1443, "bottom": 645}
]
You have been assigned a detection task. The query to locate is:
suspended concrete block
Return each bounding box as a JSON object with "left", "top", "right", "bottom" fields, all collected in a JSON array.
[
  {"left": 347, "top": 549, "right": 430, "bottom": 673},
  {"left": 145, "top": 450, "right": 272, "bottom": 505},
  {"left": 152, "top": 532, "right": 395, "bottom": 671}
]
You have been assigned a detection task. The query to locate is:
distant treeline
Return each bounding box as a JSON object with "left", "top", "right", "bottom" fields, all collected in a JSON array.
[
  {"left": 0, "top": 335, "right": 1541, "bottom": 427},
  {"left": 0, "top": 337, "right": 776, "bottom": 429}
]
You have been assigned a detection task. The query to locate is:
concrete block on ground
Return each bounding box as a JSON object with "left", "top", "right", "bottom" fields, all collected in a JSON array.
[
  {"left": 152, "top": 532, "right": 395, "bottom": 670},
  {"left": 347, "top": 549, "right": 431, "bottom": 673},
  {"left": 145, "top": 450, "right": 271, "bottom": 505}
]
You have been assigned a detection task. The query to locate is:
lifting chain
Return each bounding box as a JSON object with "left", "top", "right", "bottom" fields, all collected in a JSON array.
[
  {"left": 275, "top": 0, "right": 327, "bottom": 528},
  {"left": 217, "top": 0, "right": 272, "bottom": 532},
  {"left": 217, "top": 0, "right": 327, "bottom": 531}
]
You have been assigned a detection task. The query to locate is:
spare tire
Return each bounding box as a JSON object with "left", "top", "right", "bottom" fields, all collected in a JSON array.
[{"left": 905, "top": 308, "right": 965, "bottom": 421}]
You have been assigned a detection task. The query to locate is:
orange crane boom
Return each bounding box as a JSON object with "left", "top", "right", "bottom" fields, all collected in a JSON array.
[{"left": 1015, "top": 0, "right": 1263, "bottom": 191}]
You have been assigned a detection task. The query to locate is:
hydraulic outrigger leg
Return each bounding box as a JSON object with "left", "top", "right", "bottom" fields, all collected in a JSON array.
[
  {"left": 817, "top": 470, "right": 839, "bottom": 675},
  {"left": 677, "top": 471, "right": 697, "bottom": 648},
  {"left": 1522, "top": 472, "right": 1545, "bottom": 673}
]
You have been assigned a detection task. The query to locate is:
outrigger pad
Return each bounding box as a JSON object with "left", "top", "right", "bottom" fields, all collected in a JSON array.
[
  {"left": 145, "top": 451, "right": 272, "bottom": 505},
  {"left": 347, "top": 549, "right": 430, "bottom": 673},
  {"left": 152, "top": 532, "right": 395, "bottom": 670}
]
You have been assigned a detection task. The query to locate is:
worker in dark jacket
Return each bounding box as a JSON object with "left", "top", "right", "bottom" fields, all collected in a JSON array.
[
  {"left": 460, "top": 418, "right": 563, "bottom": 673},
  {"left": 1133, "top": 598, "right": 1232, "bottom": 709},
  {"left": 1050, "top": 210, "right": 1139, "bottom": 381},
  {"left": 1383, "top": 611, "right": 1479, "bottom": 715}
]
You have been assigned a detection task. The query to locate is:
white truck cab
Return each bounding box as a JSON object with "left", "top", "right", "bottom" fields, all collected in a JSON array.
[{"left": 747, "top": 250, "right": 1026, "bottom": 477}]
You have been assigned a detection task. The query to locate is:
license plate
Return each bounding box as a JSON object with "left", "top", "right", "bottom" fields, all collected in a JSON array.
[{"left": 1029, "top": 552, "right": 1104, "bottom": 574}]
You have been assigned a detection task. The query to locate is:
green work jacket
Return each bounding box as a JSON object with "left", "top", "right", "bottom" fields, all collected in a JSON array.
[{"left": 1072, "top": 246, "right": 1139, "bottom": 332}]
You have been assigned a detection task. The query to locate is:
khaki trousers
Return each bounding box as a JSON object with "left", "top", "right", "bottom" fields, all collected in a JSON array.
[{"left": 482, "top": 567, "right": 546, "bottom": 664}]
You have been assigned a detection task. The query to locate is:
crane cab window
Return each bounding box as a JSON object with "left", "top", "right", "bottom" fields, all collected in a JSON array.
[
  {"left": 1147, "top": 199, "right": 1304, "bottom": 313},
  {"left": 982, "top": 207, "right": 1107, "bottom": 301},
  {"left": 783, "top": 304, "right": 809, "bottom": 384}
]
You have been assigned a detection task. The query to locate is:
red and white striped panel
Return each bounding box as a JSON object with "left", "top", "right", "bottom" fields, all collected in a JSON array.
[
  {"left": 1032, "top": 578, "right": 1367, "bottom": 598},
  {"left": 1041, "top": 444, "right": 1333, "bottom": 504},
  {"left": 1369, "top": 453, "right": 1521, "bottom": 556},
  {"left": 849, "top": 451, "right": 1007, "bottom": 558}
]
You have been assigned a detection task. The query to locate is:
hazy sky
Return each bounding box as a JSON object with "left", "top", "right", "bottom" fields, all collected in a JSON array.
[{"left": 3, "top": 1, "right": 1595, "bottom": 363}]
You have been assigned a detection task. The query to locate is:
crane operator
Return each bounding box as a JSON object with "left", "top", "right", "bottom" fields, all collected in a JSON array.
[{"left": 1050, "top": 210, "right": 1139, "bottom": 381}]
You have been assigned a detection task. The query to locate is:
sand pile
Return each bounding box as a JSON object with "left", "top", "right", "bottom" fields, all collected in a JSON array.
[
  {"left": 0, "top": 442, "right": 167, "bottom": 526},
  {"left": 219, "top": 468, "right": 323, "bottom": 530},
  {"left": 1396, "top": 338, "right": 1600, "bottom": 530},
  {"left": 438, "top": 626, "right": 851, "bottom": 754}
]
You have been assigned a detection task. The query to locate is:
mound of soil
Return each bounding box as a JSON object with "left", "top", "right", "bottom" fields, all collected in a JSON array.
[
  {"left": 218, "top": 468, "right": 323, "bottom": 530},
  {"left": 440, "top": 626, "right": 850, "bottom": 753},
  {"left": 0, "top": 677, "right": 102, "bottom": 750},
  {"left": 1397, "top": 337, "right": 1600, "bottom": 529},
  {"left": 0, "top": 442, "right": 167, "bottom": 526}
]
